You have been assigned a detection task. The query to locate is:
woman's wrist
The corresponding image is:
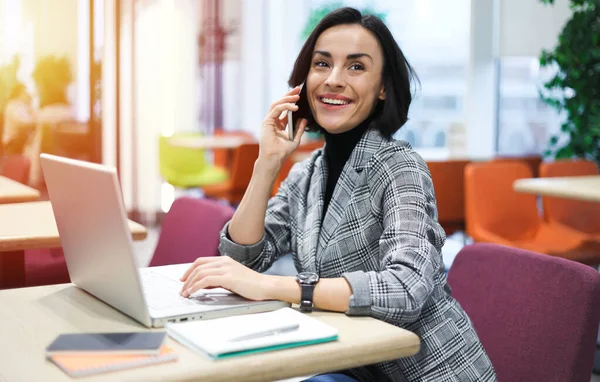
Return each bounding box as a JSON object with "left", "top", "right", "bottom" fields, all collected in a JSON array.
[
  {"left": 254, "top": 156, "right": 282, "bottom": 180},
  {"left": 261, "top": 275, "right": 300, "bottom": 303}
]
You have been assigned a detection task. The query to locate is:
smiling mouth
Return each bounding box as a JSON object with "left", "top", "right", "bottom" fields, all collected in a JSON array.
[{"left": 319, "top": 97, "right": 352, "bottom": 106}]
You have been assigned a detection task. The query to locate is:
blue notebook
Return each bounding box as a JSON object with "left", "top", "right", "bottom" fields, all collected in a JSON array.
[{"left": 166, "top": 307, "right": 338, "bottom": 359}]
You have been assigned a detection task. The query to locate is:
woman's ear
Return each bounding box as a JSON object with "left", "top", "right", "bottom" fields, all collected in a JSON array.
[{"left": 378, "top": 86, "right": 386, "bottom": 100}]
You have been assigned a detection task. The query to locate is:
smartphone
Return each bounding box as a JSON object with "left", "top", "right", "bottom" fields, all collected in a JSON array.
[
  {"left": 45, "top": 332, "right": 166, "bottom": 356},
  {"left": 288, "top": 83, "right": 305, "bottom": 141},
  {"left": 287, "top": 110, "right": 294, "bottom": 140}
]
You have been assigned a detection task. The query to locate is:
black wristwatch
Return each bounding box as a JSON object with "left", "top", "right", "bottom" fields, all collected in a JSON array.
[{"left": 296, "top": 272, "right": 320, "bottom": 312}]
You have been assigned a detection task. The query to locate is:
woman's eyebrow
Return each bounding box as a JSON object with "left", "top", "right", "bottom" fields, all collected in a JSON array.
[{"left": 313, "top": 50, "right": 373, "bottom": 62}]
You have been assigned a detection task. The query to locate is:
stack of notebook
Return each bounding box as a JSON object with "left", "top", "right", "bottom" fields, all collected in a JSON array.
[{"left": 45, "top": 332, "right": 178, "bottom": 378}]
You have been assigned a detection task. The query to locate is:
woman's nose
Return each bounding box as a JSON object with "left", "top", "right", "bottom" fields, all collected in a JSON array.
[{"left": 324, "top": 68, "right": 345, "bottom": 88}]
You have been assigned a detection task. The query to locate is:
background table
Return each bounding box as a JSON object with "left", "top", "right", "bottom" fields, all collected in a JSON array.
[
  {"left": 0, "top": 201, "right": 147, "bottom": 289},
  {"left": 513, "top": 175, "right": 600, "bottom": 203},
  {"left": 0, "top": 175, "right": 41, "bottom": 204},
  {"left": 0, "top": 284, "right": 420, "bottom": 381},
  {"left": 169, "top": 136, "right": 246, "bottom": 150}
]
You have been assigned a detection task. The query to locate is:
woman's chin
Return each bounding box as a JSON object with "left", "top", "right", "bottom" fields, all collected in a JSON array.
[{"left": 316, "top": 118, "right": 351, "bottom": 134}]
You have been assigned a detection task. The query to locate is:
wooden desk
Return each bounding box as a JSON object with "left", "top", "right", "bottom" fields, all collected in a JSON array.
[
  {"left": 0, "top": 284, "right": 420, "bottom": 381},
  {"left": 0, "top": 201, "right": 147, "bottom": 289},
  {"left": 513, "top": 175, "right": 600, "bottom": 203},
  {"left": 169, "top": 136, "right": 246, "bottom": 150},
  {"left": 0, "top": 176, "right": 41, "bottom": 204}
]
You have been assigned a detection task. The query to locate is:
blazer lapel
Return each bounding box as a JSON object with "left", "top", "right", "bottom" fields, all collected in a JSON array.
[
  {"left": 317, "top": 129, "right": 389, "bottom": 265},
  {"left": 318, "top": 162, "right": 360, "bottom": 258},
  {"left": 298, "top": 153, "right": 326, "bottom": 273}
]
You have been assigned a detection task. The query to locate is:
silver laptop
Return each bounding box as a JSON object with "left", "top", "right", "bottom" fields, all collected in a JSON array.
[{"left": 40, "top": 153, "right": 289, "bottom": 328}]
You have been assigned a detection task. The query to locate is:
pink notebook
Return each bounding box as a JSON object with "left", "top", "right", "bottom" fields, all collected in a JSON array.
[{"left": 48, "top": 345, "right": 178, "bottom": 378}]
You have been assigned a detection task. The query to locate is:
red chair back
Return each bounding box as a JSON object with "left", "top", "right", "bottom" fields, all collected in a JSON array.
[
  {"left": 150, "top": 197, "right": 235, "bottom": 267},
  {"left": 449, "top": 243, "right": 600, "bottom": 382}
]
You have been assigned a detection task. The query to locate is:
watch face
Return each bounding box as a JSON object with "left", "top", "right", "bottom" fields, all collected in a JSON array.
[{"left": 297, "top": 272, "right": 319, "bottom": 284}]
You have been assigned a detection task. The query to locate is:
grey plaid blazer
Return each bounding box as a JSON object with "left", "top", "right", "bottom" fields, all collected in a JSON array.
[{"left": 219, "top": 128, "right": 497, "bottom": 382}]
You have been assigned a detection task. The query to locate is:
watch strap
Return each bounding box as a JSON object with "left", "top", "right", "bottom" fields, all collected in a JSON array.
[{"left": 299, "top": 283, "right": 315, "bottom": 312}]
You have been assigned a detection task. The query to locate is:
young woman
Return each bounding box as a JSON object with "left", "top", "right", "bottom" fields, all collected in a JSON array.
[{"left": 181, "top": 7, "right": 496, "bottom": 381}]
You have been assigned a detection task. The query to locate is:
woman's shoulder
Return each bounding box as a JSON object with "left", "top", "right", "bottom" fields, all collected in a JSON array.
[
  {"left": 369, "top": 138, "right": 429, "bottom": 174},
  {"left": 279, "top": 147, "right": 324, "bottom": 189}
]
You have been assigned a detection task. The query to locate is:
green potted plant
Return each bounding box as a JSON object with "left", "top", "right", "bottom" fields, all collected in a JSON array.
[
  {"left": 32, "top": 55, "right": 73, "bottom": 108},
  {"left": 539, "top": 0, "right": 600, "bottom": 164}
]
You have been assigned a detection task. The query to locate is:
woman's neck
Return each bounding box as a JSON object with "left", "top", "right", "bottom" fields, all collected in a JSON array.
[{"left": 323, "top": 115, "right": 375, "bottom": 163}]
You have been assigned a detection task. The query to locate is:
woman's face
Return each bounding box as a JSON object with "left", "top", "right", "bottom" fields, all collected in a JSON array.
[{"left": 306, "top": 24, "right": 385, "bottom": 134}]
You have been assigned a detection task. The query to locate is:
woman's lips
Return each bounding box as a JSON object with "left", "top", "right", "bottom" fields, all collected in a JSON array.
[{"left": 317, "top": 97, "right": 353, "bottom": 111}]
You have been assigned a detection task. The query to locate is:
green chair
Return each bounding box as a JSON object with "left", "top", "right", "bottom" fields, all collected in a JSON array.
[{"left": 159, "top": 133, "right": 229, "bottom": 188}]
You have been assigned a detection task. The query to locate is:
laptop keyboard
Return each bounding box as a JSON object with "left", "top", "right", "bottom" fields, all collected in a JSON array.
[{"left": 140, "top": 271, "right": 199, "bottom": 311}]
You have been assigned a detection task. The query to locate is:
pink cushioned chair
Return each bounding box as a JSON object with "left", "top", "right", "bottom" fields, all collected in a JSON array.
[
  {"left": 448, "top": 243, "right": 600, "bottom": 382},
  {"left": 150, "top": 197, "right": 235, "bottom": 267},
  {"left": 25, "top": 248, "right": 70, "bottom": 287}
]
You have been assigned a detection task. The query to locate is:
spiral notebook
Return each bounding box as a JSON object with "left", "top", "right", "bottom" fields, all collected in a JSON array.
[{"left": 48, "top": 345, "right": 178, "bottom": 378}]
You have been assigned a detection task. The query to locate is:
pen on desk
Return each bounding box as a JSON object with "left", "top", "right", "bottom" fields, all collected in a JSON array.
[{"left": 228, "top": 323, "right": 300, "bottom": 342}]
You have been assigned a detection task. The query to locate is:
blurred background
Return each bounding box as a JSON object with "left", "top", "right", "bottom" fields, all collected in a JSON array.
[
  {"left": 0, "top": 0, "right": 576, "bottom": 221},
  {"left": 4, "top": 2, "right": 600, "bottom": 377}
]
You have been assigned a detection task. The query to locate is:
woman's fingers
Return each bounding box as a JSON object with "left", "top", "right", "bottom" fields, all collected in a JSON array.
[
  {"left": 270, "top": 94, "right": 300, "bottom": 108},
  {"left": 186, "top": 276, "right": 223, "bottom": 296},
  {"left": 182, "top": 268, "right": 227, "bottom": 297},
  {"left": 293, "top": 118, "right": 308, "bottom": 143},
  {"left": 286, "top": 85, "right": 301, "bottom": 96},
  {"left": 268, "top": 94, "right": 300, "bottom": 115},
  {"left": 267, "top": 103, "right": 298, "bottom": 121},
  {"left": 179, "top": 256, "right": 222, "bottom": 281}
]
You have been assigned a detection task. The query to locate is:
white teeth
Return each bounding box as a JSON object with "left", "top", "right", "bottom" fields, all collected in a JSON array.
[{"left": 321, "top": 97, "right": 350, "bottom": 105}]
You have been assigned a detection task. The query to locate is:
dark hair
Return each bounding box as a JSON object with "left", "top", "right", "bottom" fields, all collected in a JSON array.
[
  {"left": 288, "top": 7, "right": 418, "bottom": 139},
  {"left": 8, "top": 82, "right": 28, "bottom": 101}
]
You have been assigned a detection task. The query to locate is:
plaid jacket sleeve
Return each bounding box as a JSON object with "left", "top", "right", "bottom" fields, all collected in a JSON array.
[
  {"left": 342, "top": 145, "right": 446, "bottom": 324},
  {"left": 218, "top": 164, "right": 301, "bottom": 272}
]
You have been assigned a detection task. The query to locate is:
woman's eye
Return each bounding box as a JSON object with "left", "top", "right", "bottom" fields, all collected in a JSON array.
[
  {"left": 314, "top": 61, "right": 329, "bottom": 68},
  {"left": 349, "top": 63, "right": 365, "bottom": 71}
]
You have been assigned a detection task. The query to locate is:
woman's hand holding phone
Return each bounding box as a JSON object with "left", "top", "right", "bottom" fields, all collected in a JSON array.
[{"left": 258, "top": 86, "right": 308, "bottom": 171}]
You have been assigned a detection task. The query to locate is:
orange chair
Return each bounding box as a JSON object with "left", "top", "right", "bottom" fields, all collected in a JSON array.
[
  {"left": 213, "top": 128, "right": 256, "bottom": 169},
  {"left": 271, "top": 138, "right": 325, "bottom": 197},
  {"left": 427, "top": 160, "right": 470, "bottom": 236},
  {"left": 494, "top": 154, "right": 543, "bottom": 177},
  {"left": 202, "top": 143, "right": 260, "bottom": 205},
  {"left": 464, "top": 161, "right": 600, "bottom": 265},
  {"left": 540, "top": 160, "right": 600, "bottom": 237}
]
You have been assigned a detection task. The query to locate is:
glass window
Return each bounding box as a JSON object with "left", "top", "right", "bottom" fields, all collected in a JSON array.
[
  {"left": 306, "top": 0, "right": 471, "bottom": 150},
  {"left": 497, "top": 57, "right": 563, "bottom": 156}
]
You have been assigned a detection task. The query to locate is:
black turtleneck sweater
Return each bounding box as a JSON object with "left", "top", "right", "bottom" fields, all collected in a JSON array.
[{"left": 322, "top": 116, "right": 373, "bottom": 220}]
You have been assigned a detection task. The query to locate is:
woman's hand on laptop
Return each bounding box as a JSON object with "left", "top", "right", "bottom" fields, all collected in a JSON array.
[{"left": 179, "top": 256, "right": 269, "bottom": 301}]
